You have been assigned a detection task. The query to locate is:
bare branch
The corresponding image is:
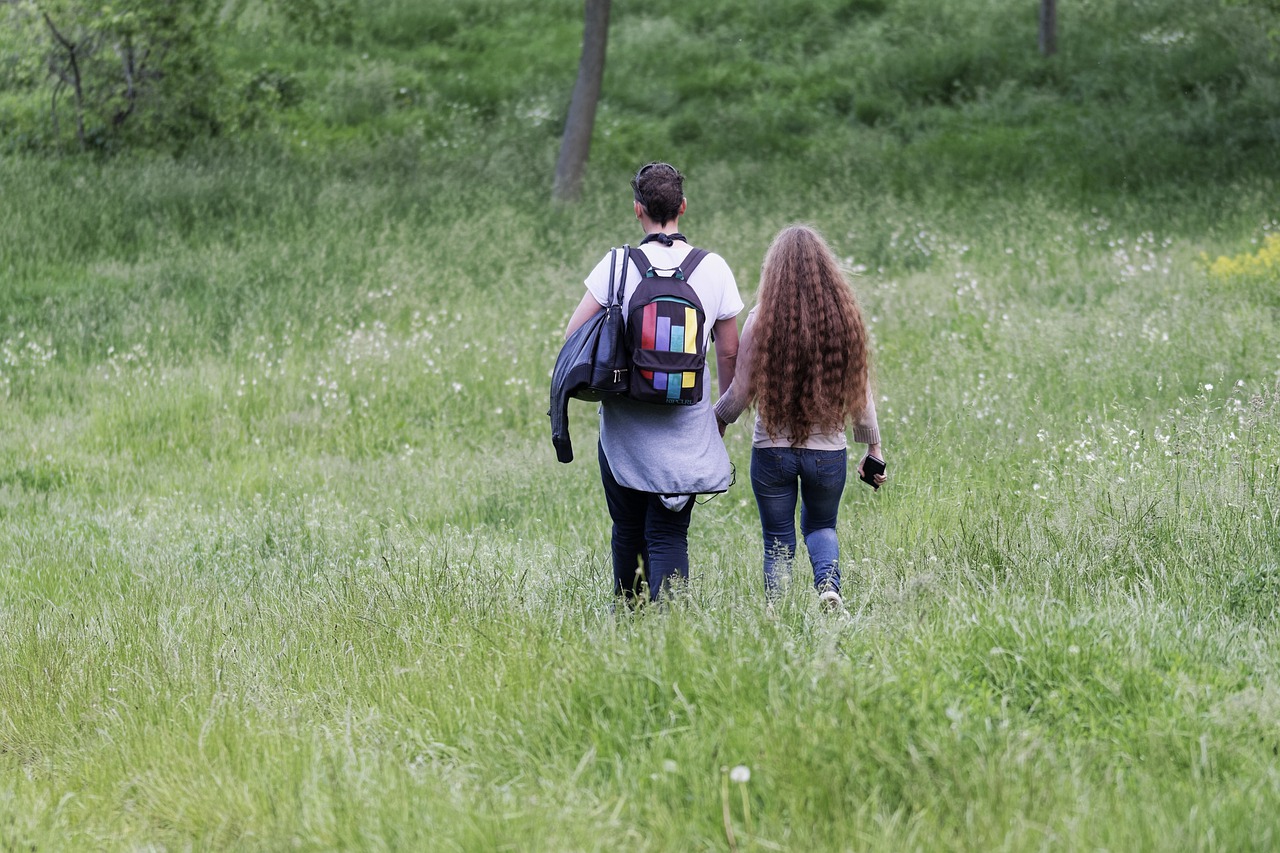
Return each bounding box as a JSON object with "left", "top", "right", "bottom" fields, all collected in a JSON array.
[
  {"left": 41, "top": 10, "right": 88, "bottom": 148},
  {"left": 40, "top": 10, "right": 74, "bottom": 50}
]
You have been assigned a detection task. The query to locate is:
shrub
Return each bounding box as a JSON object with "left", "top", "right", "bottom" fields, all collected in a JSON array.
[{"left": 5, "top": 0, "right": 224, "bottom": 152}]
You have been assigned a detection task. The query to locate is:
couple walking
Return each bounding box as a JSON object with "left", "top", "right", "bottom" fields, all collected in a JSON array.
[{"left": 563, "top": 162, "right": 887, "bottom": 608}]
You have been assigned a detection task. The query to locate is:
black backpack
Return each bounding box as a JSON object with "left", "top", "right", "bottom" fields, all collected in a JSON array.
[{"left": 625, "top": 246, "right": 710, "bottom": 406}]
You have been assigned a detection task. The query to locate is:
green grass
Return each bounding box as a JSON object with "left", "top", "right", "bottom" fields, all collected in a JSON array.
[
  {"left": 2, "top": 0, "right": 1280, "bottom": 849},
  {"left": 2, "top": 148, "right": 1278, "bottom": 849}
]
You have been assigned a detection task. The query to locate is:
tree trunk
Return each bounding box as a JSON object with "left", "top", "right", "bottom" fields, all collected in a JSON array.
[
  {"left": 1039, "top": 0, "right": 1057, "bottom": 57},
  {"left": 42, "top": 11, "right": 88, "bottom": 149},
  {"left": 553, "top": 0, "right": 611, "bottom": 202}
]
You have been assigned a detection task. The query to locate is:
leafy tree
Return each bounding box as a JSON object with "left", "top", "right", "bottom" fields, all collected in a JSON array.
[{"left": 12, "top": 0, "right": 222, "bottom": 151}]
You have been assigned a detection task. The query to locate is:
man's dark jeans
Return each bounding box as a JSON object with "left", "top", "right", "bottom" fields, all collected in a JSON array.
[{"left": 599, "top": 442, "right": 694, "bottom": 602}]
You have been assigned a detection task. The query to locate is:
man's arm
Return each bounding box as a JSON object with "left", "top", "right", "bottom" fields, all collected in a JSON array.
[
  {"left": 565, "top": 291, "right": 604, "bottom": 339},
  {"left": 712, "top": 316, "right": 739, "bottom": 397}
]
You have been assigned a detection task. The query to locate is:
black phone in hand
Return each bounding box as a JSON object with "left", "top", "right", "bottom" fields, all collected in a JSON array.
[{"left": 860, "top": 454, "right": 886, "bottom": 490}]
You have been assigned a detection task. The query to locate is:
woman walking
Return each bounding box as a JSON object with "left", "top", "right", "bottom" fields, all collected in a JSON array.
[{"left": 715, "top": 225, "right": 885, "bottom": 607}]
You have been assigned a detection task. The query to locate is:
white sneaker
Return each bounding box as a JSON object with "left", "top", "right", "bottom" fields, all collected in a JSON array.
[{"left": 818, "top": 590, "right": 844, "bottom": 610}]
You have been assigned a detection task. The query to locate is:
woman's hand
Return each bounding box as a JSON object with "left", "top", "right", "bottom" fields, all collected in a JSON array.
[{"left": 858, "top": 445, "right": 887, "bottom": 488}]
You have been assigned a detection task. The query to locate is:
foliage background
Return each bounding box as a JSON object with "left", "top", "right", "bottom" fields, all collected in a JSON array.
[{"left": 1, "top": 0, "right": 1279, "bottom": 850}]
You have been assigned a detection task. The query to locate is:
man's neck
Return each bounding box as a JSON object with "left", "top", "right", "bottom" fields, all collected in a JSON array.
[{"left": 641, "top": 220, "right": 679, "bottom": 236}]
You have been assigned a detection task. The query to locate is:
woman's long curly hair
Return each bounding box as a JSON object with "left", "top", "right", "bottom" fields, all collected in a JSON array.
[{"left": 747, "top": 225, "right": 869, "bottom": 443}]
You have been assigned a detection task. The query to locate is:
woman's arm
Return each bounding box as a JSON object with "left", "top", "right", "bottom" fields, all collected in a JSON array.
[
  {"left": 853, "top": 385, "right": 885, "bottom": 485},
  {"left": 713, "top": 310, "right": 756, "bottom": 429},
  {"left": 849, "top": 387, "right": 880, "bottom": 446}
]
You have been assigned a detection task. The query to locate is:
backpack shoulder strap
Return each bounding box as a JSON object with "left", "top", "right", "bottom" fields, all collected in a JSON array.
[
  {"left": 626, "top": 246, "right": 653, "bottom": 276},
  {"left": 618, "top": 245, "right": 630, "bottom": 304},
  {"left": 677, "top": 247, "right": 710, "bottom": 280},
  {"left": 604, "top": 246, "right": 630, "bottom": 306},
  {"left": 627, "top": 245, "right": 710, "bottom": 281}
]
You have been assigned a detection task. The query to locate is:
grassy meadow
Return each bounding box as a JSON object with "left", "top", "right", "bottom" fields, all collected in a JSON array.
[{"left": 3, "top": 0, "right": 1280, "bottom": 850}]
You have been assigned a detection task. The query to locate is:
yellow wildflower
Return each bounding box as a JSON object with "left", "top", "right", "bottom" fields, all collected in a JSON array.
[{"left": 1204, "top": 234, "right": 1280, "bottom": 282}]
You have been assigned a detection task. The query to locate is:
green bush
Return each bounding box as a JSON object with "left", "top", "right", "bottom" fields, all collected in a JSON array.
[
  {"left": 4, "top": 0, "right": 1278, "bottom": 191},
  {"left": 0, "top": 0, "right": 224, "bottom": 152},
  {"left": 272, "top": 0, "right": 356, "bottom": 45}
]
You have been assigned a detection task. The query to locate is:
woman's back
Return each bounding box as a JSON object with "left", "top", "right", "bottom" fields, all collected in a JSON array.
[{"left": 748, "top": 225, "right": 869, "bottom": 444}]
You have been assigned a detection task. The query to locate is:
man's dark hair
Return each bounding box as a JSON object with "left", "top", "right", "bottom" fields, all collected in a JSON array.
[{"left": 631, "top": 162, "right": 684, "bottom": 225}]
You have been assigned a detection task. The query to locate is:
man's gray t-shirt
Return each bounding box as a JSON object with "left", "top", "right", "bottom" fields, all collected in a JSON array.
[{"left": 584, "top": 243, "right": 743, "bottom": 494}]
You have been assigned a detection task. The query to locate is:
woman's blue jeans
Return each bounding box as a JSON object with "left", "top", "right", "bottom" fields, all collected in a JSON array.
[
  {"left": 599, "top": 442, "right": 694, "bottom": 602},
  {"left": 750, "top": 446, "right": 847, "bottom": 595}
]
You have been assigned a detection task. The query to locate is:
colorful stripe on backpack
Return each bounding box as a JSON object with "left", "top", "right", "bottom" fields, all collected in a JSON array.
[
  {"left": 682, "top": 306, "right": 697, "bottom": 390},
  {"left": 640, "top": 300, "right": 700, "bottom": 399}
]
